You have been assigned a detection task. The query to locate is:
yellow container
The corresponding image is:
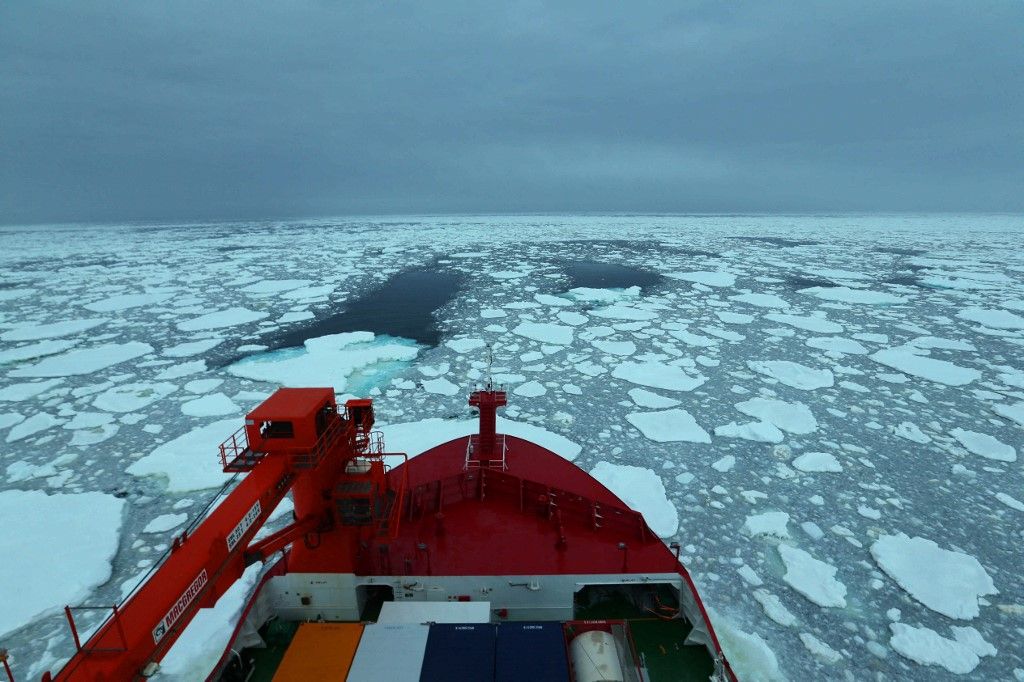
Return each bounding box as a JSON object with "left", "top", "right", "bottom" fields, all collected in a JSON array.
[{"left": 272, "top": 622, "right": 364, "bottom": 681}]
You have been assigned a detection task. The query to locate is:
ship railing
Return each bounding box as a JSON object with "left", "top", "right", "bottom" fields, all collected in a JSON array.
[
  {"left": 464, "top": 434, "right": 508, "bottom": 470},
  {"left": 291, "top": 416, "right": 346, "bottom": 469},
  {"left": 218, "top": 426, "right": 265, "bottom": 472}
]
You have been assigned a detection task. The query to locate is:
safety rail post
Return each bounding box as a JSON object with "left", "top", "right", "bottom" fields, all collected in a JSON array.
[
  {"left": 1, "top": 648, "right": 13, "bottom": 682},
  {"left": 64, "top": 607, "right": 81, "bottom": 652}
]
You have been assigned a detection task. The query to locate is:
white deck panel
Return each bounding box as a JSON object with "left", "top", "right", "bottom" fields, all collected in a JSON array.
[
  {"left": 376, "top": 600, "right": 492, "bottom": 623},
  {"left": 347, "top": 623, "right": 430, "bottom": 682}
]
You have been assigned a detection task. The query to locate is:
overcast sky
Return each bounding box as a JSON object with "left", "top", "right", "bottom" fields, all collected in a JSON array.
[{"left": 1, "top": 1, "right": 1021, "bottom": 223}]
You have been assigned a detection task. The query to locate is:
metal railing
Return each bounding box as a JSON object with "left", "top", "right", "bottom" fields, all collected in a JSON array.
[{"left": 464, "top": 433, "right": 508, "bottom": 470}]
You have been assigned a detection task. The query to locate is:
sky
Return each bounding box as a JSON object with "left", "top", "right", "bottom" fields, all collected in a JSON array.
[{"left": 1, "top": 1, "right": 1022, "bottom": 223}]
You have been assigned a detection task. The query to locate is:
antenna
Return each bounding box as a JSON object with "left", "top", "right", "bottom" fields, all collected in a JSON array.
[{"left": 485, "top": 343, "right": 494, "bottom": 390}]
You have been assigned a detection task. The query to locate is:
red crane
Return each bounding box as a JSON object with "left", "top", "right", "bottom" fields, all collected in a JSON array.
[{"left": 43, "top": 388, "right": 401, "bottom": 682}]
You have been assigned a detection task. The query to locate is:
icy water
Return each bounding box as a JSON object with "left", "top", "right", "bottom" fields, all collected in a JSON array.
[{"left": 1, "top": 215, "right": 1023, "bottom": 680}]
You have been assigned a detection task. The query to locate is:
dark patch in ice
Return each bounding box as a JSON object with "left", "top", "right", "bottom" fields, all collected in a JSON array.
[
  {"left": 562, "top": 260, "right": 663, "bottom": 291},
  {"left": 730, "top": 236, "right": 819, "bottom": 247},
  {"left": 217, "top": 245, "right": 247, "bottom": 252},
  {"left": 671, "top": 248, "right": 720, "bottom": 258},
  {"left": 872, "top": 246, "right": 925, "bottom": 256},
  {"left": 251, "top": 267, "right": 463, "bottom": 353}
]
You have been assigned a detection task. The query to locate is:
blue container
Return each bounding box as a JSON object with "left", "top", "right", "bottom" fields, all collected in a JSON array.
[
  {"left": 419, "top": 623, "right": 496, "bottom": 682},
  {"left": 496, "top": 622, "right": 570, "bottom": 682}
]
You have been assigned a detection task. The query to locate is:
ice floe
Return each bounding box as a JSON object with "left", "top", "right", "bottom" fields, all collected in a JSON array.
[
  {"left": 734, "top": 398, "right": 817, "bottom": 434},
  {"left": 949, "top": 428, "right": 1016, "bottom": 462},
  {"left": 126, "top": 418, "right": 240, "bottom": 492},
  {"left": 612, "top": 361, "right": 707, "bottom": 392},
  {"left": 870, "top": 533, "right": 997, "bottom": 619},
  {"left": 10, "top": 342, "right": 154, "bottom": 377},
  {"left": 747, "top": 361, "right": 834, "bottom": 390},
  {"left": 777, "top": 544, "right": 847, "bottom": 608},
  {"left": 93, "top": 382, "right": 178, "bottom": 412},
  {"left": 590, "top": 462, "right": 678, "bottom": 537},
  {"left": 870, "top": 348, "right": 981, "bottom": 386},
  {"left": 957, "top": 307, "right": 1024, "bottom": 330},
  {"left": 889, "top": 623, "right": 995, "bottom": 674},
  {"left": 800, "top": 287, "right": 905, "bottom": 305},
  {"left": 0, "top": 318, "right": 108, "bottom": 342},
  {"left": 511, "top": 322, "right": 574, "bottom": 345},
  {"left": 665, "top": 271, "right": 736, "bottom": 287},
  {"left": 791, "top": 452, "right": 842, "bottom": 472},
  {"left": 626, "top": 408, "right": 711, "bottom": 443},
  {"left": 0, "top": 490, "right": 124, "bottom": 638},
  {"left": 177, "top": 307, "right": 269, "bottom": 331}
]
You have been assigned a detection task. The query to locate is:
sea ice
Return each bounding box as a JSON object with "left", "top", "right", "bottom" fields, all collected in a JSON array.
[
  {"left": 800, "top": 287, "right": 905, "bottom": 305},
  {"left": 0, "top": 379, "right": 62, "bottom": 401},
  {"left": 422, "top": 378, "right": 460, "bottom": 396},
  {"left": 805, "top": 337, "right": 868, "bottom": 355},
  {"left": 791, "top": 452, "right": 842, "bottom": 472},
  {"left": 764, "top": 313, "right": 843, "bottom": 334},
  {"left": 889, "top": 623, "right": 994, "bottom": 674},
  {"left": 950, "top": 428, "right": 1016, "bottom": 462},
  {"left": 957, "top": 307, "right": 1024, "bottom": 330},
  {"left": 10, "top": 342, "right": 154, "bottom": 377},
  {"left": 993, "top": 401, "right": 1024, "bottom": 427},
  {"left": 870, "top": 533, "right": 997, "bottom": 619},
  {"left": 512, "top": 381, "right": 546, "bottom": 397},
  {"left": 734, "top": 398, "right": 817, "bottom": 434},
  {"left": 143, "top": 513, "right": 189, "bottom": 533},
  {"left": 177, "top": 307, "right": 269, "bottom": 331},
  {"left": 869, "top": 348, "right": 981, "bottom": 386},
  {"left": 0, "top": 318, "right": 108, "bottom": 342},
  {"left": 743, "top": 511, "right": 790, "bottom": 538},
  {"left": 93, "top": 382, "right": 178, "bottom": 412},
  {"left": 85, "top": 292, "right": 172, "bottom": 312},
  {"left": 126, "top": 418, "right": 240, "bottom": 492},
  {"left": 162, "top": 339, "right": 224, "bottom": 357},
  {"left": 665, "top": 271, "right": 737, "bottom": 287},
  {"left": 714, "top": 421, "right": 784, "bottom": 444},
  {"left": 777, "top": 544, "right": 847, "bottom": 608},
  {"left": 590, "top": 462, "right": 678, "bottom": 537},
  {"left": 445, "top": 338, "right": 486, "bottom": 353},
  {"left": 0, "top": 339, "right": 81, "bottom": 364},
  {"left": 512, "top": 322, "right": 574, "bottom": 345},
  {"left": 611, "top": 361, "right": 707, "bottom": 392},
  {"left": 626, "top": 409, "right": 711, "bottom": 443},
  {"left": 181, "top": 393, "right": 241, "bottom": 417},
  {"left": 627, "top": 388, "right": 680, "bottom": 409},
  {"left": 730, "top": 293, "right": 790, "bottom": 309},
  {"left": 747, "top": 361, "right": 834, "bottom": 390},
  {"left": 0, "top": 490, "right": 124, "bottom": 638}
]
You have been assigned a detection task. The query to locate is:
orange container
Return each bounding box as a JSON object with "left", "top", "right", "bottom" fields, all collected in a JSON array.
[{"left": 272, "top": 622, "right": 364, "bottom": 681}]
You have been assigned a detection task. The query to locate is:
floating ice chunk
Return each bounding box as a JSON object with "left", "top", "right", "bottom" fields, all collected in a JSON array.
[
  {"left": 667, "top": 329, "right": 717, "bottom": 347},
  {"left": 85, "top": 292, "right": 172, "bottom": 312},
  {"left": 800, "top": 287, "right": 906, "bottom": 305},
  {"left": 157, "top": 360, "right": 206, "bottom": 380},
  {"left": 753, "top": 590, "right": 797, "bottom": 627},
  {"left": 626, "top": 408, "right": 711, "bottom": 443},
  {"left": 127, "top": 418, "right": 240, "bottom": 492},
  {"left": 907, "top": 336, "right": 976, "bottom": 352},
  {"left": 893, "top": 421, "right": 930, "bottom": 444},
  {"left": 0, "top": 490, "right": 124, "bottom": 638},
  {"left": 512, "top": 322, "right": 574, "bottom": 345},
  {"left": 735, "top": 398, "right": 817, "bottom": 434},
  {"left": 0, "top": 413, "right": 24, "bottom": 430},
  {"left": 423, "top": 378, "right": 460, "bottom": 396},
  {"left": 240, "top": 279, "right": 313, "bottom": 294},
  {"left": 445, "top": 338, "right": 486, "bottom": 353},
  {"left": 278, "top": 311, "right": 314, "bottom": 323},
  {"left": 481, "top": 308, "right": 506, "bottom": 318},
  {"left": 730, "top": 293, "right": 790, "bottom": 309},
  {"left": 0, "top": 288, "right": 34, "bottom": 301},
  {"left": 591, "top": 339, "right": 636, "bottom": 355},
  {"left": 590, "top": 462, "right": 678, "bottom": 537},
  {"left": 869, "top": 348, "right": 981, "bottom": 386},
  {"left": 64, "top": 411, "right": 115, "bottom": 430},
  {"left": 778, "top": 544, "right": 847, "bottom": 607},
  {"left": 950, "top": 428, "right": 1016, "bottom": 462},
  {"left": 0, "top": 339, "right": 81, "bottom": 364},
  {"left": 185, "top": 379, "right": 223, "bottom": 394},
  {"left": 5, "top": 413, "right": 60, "bottom": 442},
  {"left": 0, "top": 318, "right": 108, "bottom": 342},
  {"left": 994, "top": 401, "right": 1024, "bottom": 427},
  {"left": 889, "top": 623, "right": 994, "bottom": 674},
  {"left": 870, "top": 533, "right": 997, "bottom": 619},
  {"left": 995, "top": 492, "right": 1024, "bottom": 511},
  {"left": 792, "top": 452, "right": 842, "bottom": 472},
  {"left": 513, "top": 381, "right": 546, "bottom": 397},
  {"left": 806, "top": 337, "right": 868, "bottom": 355},
  {"left": 857, "top": 505, "right": 881, "bottom": 520},
  {"left": 70, "top": 423, "right": 120, "bottom": 446},
  {"left": 612, "top": 361, "right": 707, "bottom": 392},
  {"left": 764, "top": 313, "right": 843, "bottom": 334},
  {"left": 177, "top": 307, "right": 269, "bottom": 331},
  {"left": 957, "top": 307, "right": 1024, "bottom": 330},
  {"left": 737, "top": 565, "right": 763, "bottom": 587},
  {"left": 379, "top": 416, "right": 581, "bottom": 461},
  {"left": 701, "top": 326, "right": 744, "bottom": 342},
  {"left": 716, "top": 311, "right": 755, "bottom": 324},
  {"left": 665, "top": 271, "right": 736, "bottom": 287},
  {"left": 557, "top": 311, "right": 588, "bottom": 326},
  {"left": 93, "top": 382, "right": 178, "bottom": 412},
  {"left": 589, "top": 305, "right": 658, "bottom": 321},
  {"left": 704, "top": 608, "right": 785, "bottom": 682},
  {"left": 715, "top": 421, "right": 784, "bottom": 443},
  {"left": 159, "top": 562, "right": 263, "bottom": 679},
  {"left": 747, "top": 361, "right": 834, "bottom": 390},
  {"left": 143, "top": 513, "right": 189, "bottom": 533},
  {"left": 712, "top": 455, "right": 736, "bottom": 472},
  {"left": 0, "top": 379, "right": 62, "bottom": 401},
  {"left": 10, "top": 342, "right": 154, "bottom": 377},
  {"left": 162, "top": 339, "right": 224, "bottom": 357},
  {"left": 800, "top": 633, "right": 843, "bottom": 664},
  {"left": 228, "top": 333, "right": 418, "bottom": 392},
  {"left": 743, "top": 511, "right": 790, "bottom": 538},
  {"left": 627, "top": 388, "right": 680, "bottom": 409},
  {"left": 565, "top": 286, "right": 640, "bottom": 303},
  {"left": 181, "top": 393, "right": 240, "bottom": 417},
  {"left": 534, "top": 293, "right": 573, "bottom": 306}
]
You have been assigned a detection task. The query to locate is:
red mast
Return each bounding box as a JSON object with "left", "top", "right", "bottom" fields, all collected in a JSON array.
[{"left": 466, "top": 349, "right": 508, "bottom": 469}]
